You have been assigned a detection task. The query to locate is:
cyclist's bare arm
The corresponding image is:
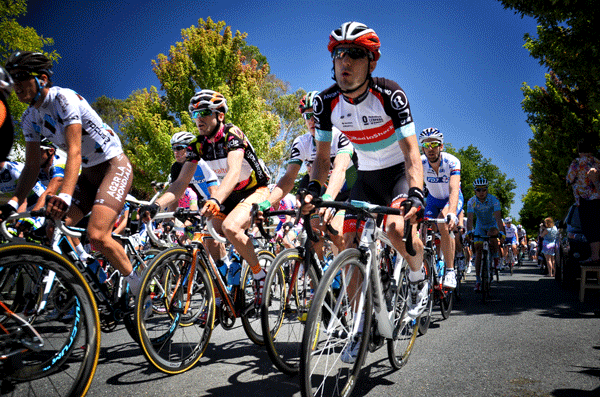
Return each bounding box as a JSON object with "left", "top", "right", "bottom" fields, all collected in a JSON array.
[
  {"left": 155, "top": 162, "right": 197, "bottom": 210},
  {"left": 446, "top": 173, "right": 461, "bottom": 229},
  {"left": 398, "top": 134, "right": 423, "bottom": 223}
]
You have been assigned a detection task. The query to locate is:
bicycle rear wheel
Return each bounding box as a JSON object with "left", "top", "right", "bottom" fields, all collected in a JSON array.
[
  {"left": 261, "top": 248, "right": 318, "bottom": 375},
  {"left": 418, "top": 252, "right": 434, "bottom": 335},
  {"left": 481, "top": 251, "right": 490, "bottom": 303},
  {"left": 300, "top": 249, "right": 371, "bottom": 397},
  {"left": 0, "top": 243, "right": 100, "bottom": 397},
  {"left": 240, "top": 250, "right": 276, "bottom": 345},
  {"left": 439, "top": 288, "right": 454, "bottom": 319},
  {"left": 387, "top": 265, "right": 418, "bottom": 369},
  {"left": 135, "top": 247, "right": 213, "bottom": 374}
]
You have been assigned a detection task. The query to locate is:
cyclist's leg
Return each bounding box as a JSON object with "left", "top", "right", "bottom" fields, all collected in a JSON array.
[{"left": 221, "top": 186, "right": 270, "bottom": 280}]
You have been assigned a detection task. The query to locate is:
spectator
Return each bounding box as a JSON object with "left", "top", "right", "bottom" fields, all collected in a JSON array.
[
  {"left": 539, "top": 217, "right": 559, "bottom": 277},
  {"left": 566, "top": 138, "right": 600, "bottom": 264}
]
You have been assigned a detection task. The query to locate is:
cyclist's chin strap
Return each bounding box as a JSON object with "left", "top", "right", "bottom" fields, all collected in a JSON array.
[{"left": 29, "top": 76, "right": 44, "bottom": 107}]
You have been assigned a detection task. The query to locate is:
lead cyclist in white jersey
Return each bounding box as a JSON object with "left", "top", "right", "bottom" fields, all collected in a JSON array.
[
  {"left": 420, "top": 127, "right": 463, "bottom": 289},
  {"left": 1, "top": 51, "right": 141, "bottom": 294},
  {"left": 302, "top": 23, "right": 427, "bottom": 364}
]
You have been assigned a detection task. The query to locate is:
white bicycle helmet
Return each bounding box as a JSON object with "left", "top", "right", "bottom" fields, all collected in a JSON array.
[
  {"left": 328, "top": 22, "right": 381, "bottom": 61},
  {"left": 504, "top": 217, "right": 512, "bottom": 223},
  {"left": 188, "top": 89, "right": 228, "bottom": 115},
  {"left": 473, "top": 175, "right": 489, "bottom": 188},
  {"left": 0, "top": 67, "right": 13, "bottom": 96},
  {"left": 419, "top": 127, "right": 444, "bottom": 145},
  {"left": 170, "top": 131, "right": 195, "bottom": 146}
]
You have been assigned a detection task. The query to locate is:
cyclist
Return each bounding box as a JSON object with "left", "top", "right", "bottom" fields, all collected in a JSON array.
[
  {"left": 0, "top": 160, "right": 47, "bottom": 211},
  {"left": 419, "top": 127, "right": 462, "bottom": 289},
  {"left": 503, "top": 217, "right": 518, "bottom": 270},
  {"left": 140, "top": 89, "right": 271, "bottom": 301},
  {"left": 517, "top": 224, "right": 527, "bottom": 263},
  {"left": 30, "top": 138, "right": 66, "bottom": 211},
  {"left": 1, "top": 51, "right": 140, "bottom": 294},
  {"left": 302, "top": 22, "right": 427, "bottom": 361},
  {"left": 258, "top": 90, "right": 357, "bottom": 254},
  {"left": 465, "top": 176, "right": 505, "bottom": 291}
]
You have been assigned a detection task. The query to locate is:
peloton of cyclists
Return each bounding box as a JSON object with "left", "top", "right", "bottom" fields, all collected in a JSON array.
[
  {"left": 419, "top": 127, "right": 463, "bottom": 289},
  {"left": 465, "top": 176, "right": 505, "bottom": 292}
]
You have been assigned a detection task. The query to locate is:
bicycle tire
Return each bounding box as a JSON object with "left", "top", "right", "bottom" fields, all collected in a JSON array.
[
  {"left": 481, "top": 250, "right": 489, "bottom": 303},
  {"left": 439, "top": 288, "right": 453, "bottom": 319},
  {"left": 418, "top": 252, "right": 434, "bottom": 335},
  {"left": 300, "top": 249, "right": 372, "bottom": 397},
  {"left": 387, "top": 266, "right": 418, "bottom": 369},
  {"left": 135, "top": 247, "right": 214, "bottom": 374},
  {"left": 0, "top": 243, "right": 100, "bottom": 397},
  {"left": 240, "top": 250, "right": 276, "bottom": 346},
  {"left": 261, "top": 248, "right": 317, "bottom": 375}
]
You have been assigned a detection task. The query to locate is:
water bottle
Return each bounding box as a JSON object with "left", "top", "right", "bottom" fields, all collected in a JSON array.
[
  {"left": 436, "top": 259, "right": 445, "bottom": 286},
  {"left": 322, "top": 257, "right": 340, "bottom": 289},
  {"left": 227, "top": 252, "right": 242, "bottom": 286},
  {"left": 87, "top": 258, "right": 107, "bottom": 284}
]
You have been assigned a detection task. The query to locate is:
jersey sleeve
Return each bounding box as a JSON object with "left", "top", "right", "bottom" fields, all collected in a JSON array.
[
  {"left": 466, "top": 197, "right": 475, "bottom": 214},
  {"left": 287, "top": 136, "right": 305, "bottom": 166},
  {"left": 225, "top": 125, "right": 247, "bottom": 152},
  {"left": 55, "top": 89, "right": 83, "bottom": 127},
  {"left": 373, "top": 78, "right": 415, "bottom": 141},
  {"left": 313, "top": 87, "right": 336, "bottom": 142}
]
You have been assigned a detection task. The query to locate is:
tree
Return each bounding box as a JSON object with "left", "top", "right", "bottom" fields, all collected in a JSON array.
[
  {"left": 1, "top": 0, "right": 60, "bottom": 153},
  {"left": 445, "top": 144, "right": 516, "bottom": 217},
  {"left": 499, "top": 1, "right": 600, "bottom": 225}
]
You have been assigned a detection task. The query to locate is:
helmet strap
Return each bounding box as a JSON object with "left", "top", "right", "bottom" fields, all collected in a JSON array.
[{"left": 30, "top": 76, "right": 46, "bottom": 107}]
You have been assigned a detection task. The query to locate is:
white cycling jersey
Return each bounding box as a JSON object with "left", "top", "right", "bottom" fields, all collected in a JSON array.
[
  {"left": 421, "top": 152, "right": 461, "bottom": 200},
  {"left": 22, "top": 87, "right": 123, "bottom": 167},
  {"left": 0, "top": 161, "right": 46, "bottom": 199},
  {"left": 288, "top": 128, "right": 354, "bottom": 170},
  {"left": 505, "top": 224, "right": 518, "bottom": 240}
]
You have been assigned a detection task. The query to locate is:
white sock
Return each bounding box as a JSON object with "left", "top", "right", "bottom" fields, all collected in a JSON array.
[
  {"left": 126, "top": 270, "right": 141, "bottom": 296},
  {"left": 408, "top": 267, "right": 425, "bottom": 282},
  {"left": 253, "top": 269, "right": 266, "bottom": 280},
  {"left": 75, "top": 243, "right": 91, "bottom": 261}
]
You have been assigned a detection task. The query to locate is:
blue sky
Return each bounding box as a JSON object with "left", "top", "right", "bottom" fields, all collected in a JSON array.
[{"left": 20, "top": 0, "right": 548, "bottom": 218}]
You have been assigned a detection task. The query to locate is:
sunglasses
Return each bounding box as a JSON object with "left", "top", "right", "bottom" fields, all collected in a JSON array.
[
  {"left": 302, "top": 112, "right": 314, "bottom": 120},
  {"left": 422, "top": 141, "right": 442, "bottom": 149},
  {"left": 475, "top": 188, "right": 487, "bottom": 192},
  {"left": 331, "top": 47, "right": 370, "bottom": 60},
  {"left": 172, "top": 145, "right": 187, "bottom": 151},
  {"left": 191, "top": 108, "right": 214, "bottom": 119},
  {"left": 10, "top": 71, "right": 37, "bottom": 82}
]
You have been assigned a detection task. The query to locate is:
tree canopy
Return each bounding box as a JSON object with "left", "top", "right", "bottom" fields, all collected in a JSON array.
[{"left": 500, "top": 0, "right": 600, "bottom": 233}]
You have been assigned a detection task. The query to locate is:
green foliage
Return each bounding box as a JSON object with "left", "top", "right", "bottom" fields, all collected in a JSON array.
[
  {"left": 499, "top": 0, "right": 600, "bottom": 230},
  {"left": 1, "top": 0, "right": 60, "bottom": 154},
  {"left": 444, "top": 144, "right": 516, "bottom": 217}
]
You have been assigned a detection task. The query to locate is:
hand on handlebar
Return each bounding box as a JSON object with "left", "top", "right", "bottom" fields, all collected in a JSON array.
[
  {"left": 139, "top": 203, "right": 159, "bottom": 223},
  {"left": 46, "top": 194, "right": 70, "bottom": 220}
]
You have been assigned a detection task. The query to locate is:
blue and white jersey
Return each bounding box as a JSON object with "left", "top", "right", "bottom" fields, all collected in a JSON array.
[
  {"left": 505, "top": 224, "right": 518, "bottom": 240},
  {"left": 0, "top": 161, "right": 46, "bottom": 199},
  {"left": 189, "top": 159, "right": 219, "bottom": 200},
  {"left": 37, "top": 153, "right": 66, "bottom": 188},
  {"left": 421, "top": 152, "right": 461, "bottom": 200}
]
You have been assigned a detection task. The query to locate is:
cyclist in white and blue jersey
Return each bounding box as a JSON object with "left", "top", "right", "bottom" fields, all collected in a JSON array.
[
  {"left": 420, "top": 127, "right": 463, "bottom": 289},
  {"left": 466, "top": 176, "right": 505, "bottom": 291},
  {"left": 502, "top": 217, "right": 519, "bottom": 268}
]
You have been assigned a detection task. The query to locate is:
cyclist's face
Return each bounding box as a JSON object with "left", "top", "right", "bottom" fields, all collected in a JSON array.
[
  {"left": 302, "top": 108, "right": 315, "bottom": 134},
  {"left": 194, "top": 110, "right": 223, "bottom": 136},
  {"left": 422, "top": 139, "right": 442, "bottom": 162},
  {"left": 475, "top": 187, "right": 488, "bottom": 200},
  {"left": 333, "top": 45, "right": 376, "bottom": 95},
  {"left": 12, "top": 69, "right": 45, "bottom": 104}
]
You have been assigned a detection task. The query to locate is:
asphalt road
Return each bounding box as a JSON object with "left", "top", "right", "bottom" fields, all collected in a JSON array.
[{"left": 86, "top": 258, "right": 600, "bottom": 397}]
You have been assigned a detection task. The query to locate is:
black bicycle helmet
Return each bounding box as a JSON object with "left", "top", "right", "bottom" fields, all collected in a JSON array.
[{"left": 5, "top": 51, "right": 53, "bottom": 77}]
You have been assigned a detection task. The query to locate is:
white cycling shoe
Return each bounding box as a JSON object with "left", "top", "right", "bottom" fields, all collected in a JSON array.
[
  {"left": 340, "top": 336, "right": 361, "bottom": 364},
  {"left": 406, "top": 279, "right": 429, "bottom": 319},
  {"left": 443, "top": 269, "right": 457, "bottom": 289}
]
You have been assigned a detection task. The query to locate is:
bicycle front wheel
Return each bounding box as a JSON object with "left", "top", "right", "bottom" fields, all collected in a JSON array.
[
  {"left": 387, "top": 265, "right": 418, "bottom": 369},
  {"left": 136, "top": 247, "right": 214, "bottom": 374},
  {"left": 261, "top": 248, "right": 317, "bottom": 375},
  {"left": 0, "top": 243, "right": 100, "bottom": 397},
  {"left": 300, "top": 249, "right": 371, "bottom": 397},
  {"left": 240, "top": 250, "right": 276, "bottom": 345}
]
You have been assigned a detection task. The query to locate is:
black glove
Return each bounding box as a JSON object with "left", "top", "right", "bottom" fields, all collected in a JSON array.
[
  {"left": 306, "top": 180, "right": 322, "bottom": 199},
  {"left": 0, "top": 203, "right": 16, "bottom": 222},
  {"left": 139, "top": 203, "right": 159, "bottom": 220},
  {"left": 405, "top": 187, "right": 425, "bottom": 221}
]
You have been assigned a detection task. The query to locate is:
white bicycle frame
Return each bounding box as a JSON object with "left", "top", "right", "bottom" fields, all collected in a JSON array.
[{"left": 334, "top": 202, "right": 409, "bottom": 340}]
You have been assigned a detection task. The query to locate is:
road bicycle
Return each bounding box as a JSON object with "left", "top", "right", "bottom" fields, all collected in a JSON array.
[
  {"left": 0, "top": 215, "right": 100, "bottom": 396},
  {"left": 505, "top": 242, "right": 516, "bottom": 275},
  {"left": 417, "top": 217, "right": 454, "bottom": 336},
  {"left": 474, "top": 235, "right": 496, "bottom": 303},
  {"left": 260, "top": 201, "right": 340, "bottom": 375},
  {"left": 453, "top": 252, "right": 466, "bottom": 301},
  {"left": 135, "top": 207, "right": 277, "bottom": 374},
  {"left": 299, "top": 200, "right": 419, "bottom": 397}
]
